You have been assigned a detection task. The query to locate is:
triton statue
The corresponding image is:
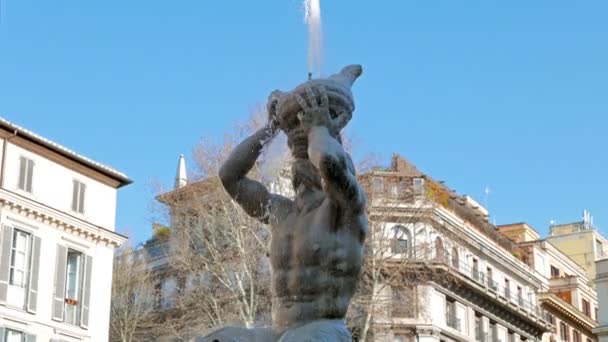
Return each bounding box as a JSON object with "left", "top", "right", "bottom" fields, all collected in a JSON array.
[{"left": 198, "top": 65, "right": 367, "bottom": 341}]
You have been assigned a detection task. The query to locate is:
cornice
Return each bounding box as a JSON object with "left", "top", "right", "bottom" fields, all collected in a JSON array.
[
  {"left": 0, "top": 189, "right": 127, "bottom": 248},
  {"left": 538, "top": 292, "right": 597, "bottom": 333}
]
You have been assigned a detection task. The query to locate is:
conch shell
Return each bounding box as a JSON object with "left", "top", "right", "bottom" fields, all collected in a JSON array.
[{"left": 272, "top": 65, "right": 362, "bottom": 135}]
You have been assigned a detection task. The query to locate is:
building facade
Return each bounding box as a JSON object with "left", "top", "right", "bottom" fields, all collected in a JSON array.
[
  {"left": 499, "top": 223, "right": 598, "bottom": 342},
  {"left": 0, "top": 119, "right": 130, "bottom": 342},
  {"left": 592, "top": 258, "right": 608, "bottom": 342},
  {"left": 546, "top": 217, "right": 608, "bottom": 284},
  {"left": 363, "top": 155, "right": 552, "bottom": 342}
]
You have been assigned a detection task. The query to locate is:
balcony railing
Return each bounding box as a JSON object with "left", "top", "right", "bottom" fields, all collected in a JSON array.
[{"left": 388, "top": 245, "right": 549, "bottom": 322}]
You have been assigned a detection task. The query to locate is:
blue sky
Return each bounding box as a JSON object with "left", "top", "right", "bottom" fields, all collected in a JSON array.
[{"left": 1, "top": 1, "right": 607, "bottom": 245}]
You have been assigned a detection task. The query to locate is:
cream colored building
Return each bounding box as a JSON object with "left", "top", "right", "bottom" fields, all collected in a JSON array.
[
  {"left": 498, "top": 223, "right": 598, "bottom": 342},
  {"left": 592, "top": 258, "right": 608, "bottom": 342},
  {"left": 0, "top": 118, "right": 130, "bottom": 342},
  {"left": 364, "top": 155, "right": 552, "bottom": 342},
  {"left": 546, "top": 216, "right": 608, "bottom": 284}
]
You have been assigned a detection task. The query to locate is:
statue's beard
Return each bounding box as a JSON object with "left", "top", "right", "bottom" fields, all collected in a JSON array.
[{"left": 291, "top": 159, "right": 322, "bottom": 192}]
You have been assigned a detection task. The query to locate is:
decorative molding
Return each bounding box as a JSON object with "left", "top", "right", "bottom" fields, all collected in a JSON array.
[{"left": 0, "top": 189, "right": 127, "bottom": 247}]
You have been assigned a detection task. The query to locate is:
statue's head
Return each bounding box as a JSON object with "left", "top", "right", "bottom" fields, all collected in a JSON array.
[{"left": 269, "top": 65, "right": 363, "bottom": 159}]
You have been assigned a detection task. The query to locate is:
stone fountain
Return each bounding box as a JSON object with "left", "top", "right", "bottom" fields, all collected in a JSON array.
[{"left": 194, "top": 65, "right": 367, "bottom": 342}]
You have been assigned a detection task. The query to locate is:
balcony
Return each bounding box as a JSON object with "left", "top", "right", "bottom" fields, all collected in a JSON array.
[
  {"left": 549, "top": 275, "right": 584, "bottom": 290},
  {"left": 384, "top": 245, "right": 552, "bottom": 334}
]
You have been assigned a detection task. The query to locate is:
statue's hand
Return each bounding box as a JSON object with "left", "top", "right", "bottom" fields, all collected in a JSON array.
[
  {"left": 296, "top": 85, "right": 333, "bottom": 135},
  {"left": 267, "top": 90, "right": 283, "bottom": 135}
]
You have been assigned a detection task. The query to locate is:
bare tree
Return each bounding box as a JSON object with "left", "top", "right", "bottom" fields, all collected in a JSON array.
[
  {"left": 346, "top": 167, "right": 434, "bottom": 341},
  {"left": 150, "top": 108, "right": 291, "bottom": 340},
  {"left": 110, "top": 246, "right": 156, "bottom": 342}
]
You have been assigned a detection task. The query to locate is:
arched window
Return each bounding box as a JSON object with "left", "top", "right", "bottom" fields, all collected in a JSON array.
[
  {"left": 435, "top": 237, "right": 444, "bottom": 260},
  {"left": 451, "top": 247, "right": 459, "bottom": 268},
  {"left": 391, "top": 226, "right": 412, "bottom": 256}
]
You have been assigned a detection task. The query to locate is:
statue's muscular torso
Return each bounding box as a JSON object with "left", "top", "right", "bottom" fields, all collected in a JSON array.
[{"left": 269, "top": 194, "right": 366, "bottom": 335}]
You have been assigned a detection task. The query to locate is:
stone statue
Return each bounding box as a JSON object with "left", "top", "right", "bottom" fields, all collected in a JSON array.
[{"left": 198, "top": 65, "right": 367, "bottom": 342}]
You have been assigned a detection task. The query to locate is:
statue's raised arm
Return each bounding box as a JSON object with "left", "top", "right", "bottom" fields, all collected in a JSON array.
[
  {"left": 218, "top": 92, "right": 293, "bottom": 225},
  {"left": 295, "top": 84, "right": 365, "bottom": 214}
]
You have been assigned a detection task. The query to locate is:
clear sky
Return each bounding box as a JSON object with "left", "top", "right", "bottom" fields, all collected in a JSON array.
[{"left": 1, "top": 1, "right": 607, "bottom": 245}]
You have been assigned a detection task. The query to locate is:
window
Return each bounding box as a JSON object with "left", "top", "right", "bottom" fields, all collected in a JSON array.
[
  {"left": 472, "top": 259, "right": 479, "bottom": 281},
  {"left": 391, "top": 226, "right": 411, "bottom": 256},
  {"left": 597, "top": 239, "right": 603, "bottom": 257},
  {"left": 504, "top": 278, "right": 510, "bottom": 299},
  {"left": 4, "top": 329, "right": 24, "bottom": 342},
  {"left": 372, "top": 177, "right": 383, "bottom": 193},
  {"left": 0, "top": 328, "right": 35, "bottom": 342},
  {"left": 392, "top": 287, "right": 413, "bottom": 317},
  {"left": 435, "top": 237, "right": 444, "bottom": 260},
  {"left": 52, "top": 245, "right": 92, "bottom": 329},
  {"left": 71, "top": 180, "right": 86, "bottom": 214},
  {"left": 487, "top": 267, "right": 496, "bottom": 290},
  {"left": 451, "top": 247, "right": 459, "bottom": 269},
  {"left": 550, "top": 265, "right": 560, "bottom": 278},
  {"left": 413, "top": 178, "right": 425, "bottom": 194},
  {"left": 445, "top": 298, "right": 459, "bottom": 330},
  {"left": 475, "top": 314, "right": 483, "bottom": 342},
  {"left": 559, "top": 322, "right": 569, "bottom": 341},
  {"left": 596, "top": 307, "right": 599, "bottom": 322},
  {"left": 573, "top": 330, "right": 580, "bottom": 342},
  {"left": 0, "top": 226, "right": 41, "bottom": 312},
  {"left": 17, "top": 157, "right": 34, "bottom": 193},
  {"left": 9, "top": 230, "right": 30, "bottom": 288},
  {"left": 390, "top": 184, "right": 399, "bottom": 198},
  {"left": 488, "top": 321, "right": 496, "bottom": 342},
  {"left": 582, "top": 299, "right": 590, "bottom": 317},
  {"left": 65, "top": 250, "right": 83, "bottom": 325},
  {"left": 517, "top": 286, "right": 523, "bottom": 306},
  {"left": 547, "top": 313, "right": 556, "bottom": 333}
]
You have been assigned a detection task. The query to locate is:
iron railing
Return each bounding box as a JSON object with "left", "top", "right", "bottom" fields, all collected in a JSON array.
[{"left": 392, "top": 245, "right": 549, "bottom": 321}]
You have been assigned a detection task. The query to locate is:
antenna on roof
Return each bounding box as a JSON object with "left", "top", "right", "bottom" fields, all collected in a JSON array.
[{"left": 583, "top": 210, "right": 592, "bottom": 230}]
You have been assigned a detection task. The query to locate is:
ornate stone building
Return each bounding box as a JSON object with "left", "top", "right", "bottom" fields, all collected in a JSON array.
[
  {"left": 361, "top": 155, "right": 552, "bottom": 342},
  {"left": 592, "top": 258, "right": 608, "bottom": 342},
  {"left": 499, "top": 223, "right": 599, "bottom": 342}
]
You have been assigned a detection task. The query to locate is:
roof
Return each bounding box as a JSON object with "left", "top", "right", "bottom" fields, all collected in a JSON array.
[{"left": 0, "top": 117, "right": 132, "bottom": 187}]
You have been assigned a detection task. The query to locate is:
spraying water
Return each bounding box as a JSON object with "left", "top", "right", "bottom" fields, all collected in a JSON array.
[{"left": 304, "top": 0, "right": 323, "bottom": 77}]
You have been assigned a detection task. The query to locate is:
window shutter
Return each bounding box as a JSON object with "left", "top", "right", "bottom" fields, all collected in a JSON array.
[
  {"left": 0, "top": 225, "right": 14, "bottom": 304},
  {"left": 78, "top": 183, "right": 86, "bottom": 213},
  {"left": 71, "top": 180, "right": 78, "bottom": 212},
  {"left": 18, "top": 157, "right": 26, "bottom": 190},
  {"left": 0, "top": 326, "right": 4, "bottom": 339},
  {"left": 80, "top": 255, "right": 93, "bottom": 329},
  {"left": 25, "top": 333, "right": 37, "bottom": 342},
  {"left": 52, "top": 245, "right": 67, "bottom": 321},
  {"left": 27, "top": 236, "right": 42, "bottom": 313},
  {"left": 26, "top": 159, "right": 34, "bottom": 193}
]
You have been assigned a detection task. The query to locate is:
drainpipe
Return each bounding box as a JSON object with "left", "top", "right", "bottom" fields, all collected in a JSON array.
[{"left": 0, "top": 130, "right": 18, "bottom": 188}]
